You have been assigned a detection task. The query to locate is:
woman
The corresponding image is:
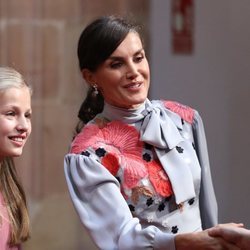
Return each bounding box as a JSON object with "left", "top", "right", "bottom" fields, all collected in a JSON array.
[
  {"left": 0, "top": 67, "right": 32, "bottom": 249},
  {"left": 64, "top": 16, "right": 240, "bottom": 249}
]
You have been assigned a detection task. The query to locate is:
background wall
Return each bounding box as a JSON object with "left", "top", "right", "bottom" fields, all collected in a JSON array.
[
  {"left": 150, "top": 0, "right": 250, "bottom": 228},
  {"left": 0, "top": 0, "right": 250, "bottom": 249}
]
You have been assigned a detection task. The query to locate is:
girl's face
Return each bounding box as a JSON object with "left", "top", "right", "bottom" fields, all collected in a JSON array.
[
  {"left": 0, "top": 86, "right": 32, "bottom": 161},
  {"left": 85, "top": 32, "right": 150, "bottom": 109}
]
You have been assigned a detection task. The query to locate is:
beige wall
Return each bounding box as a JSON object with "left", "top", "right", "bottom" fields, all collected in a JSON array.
[
  {"left": 150, "top": 0, "right": 250, "bottom": 228},
  {"left": 0, "top": 0, "right": 149, "bottom": 249}
]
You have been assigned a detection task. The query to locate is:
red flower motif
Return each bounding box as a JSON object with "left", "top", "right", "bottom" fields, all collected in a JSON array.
[
  {"left": 71, "top": 121, "right": 148, "bottom": 189},
  {"left": 101, "top": 153, "right": 119, "bottom": 176},
  {"left": 163, "top": 100, "right": 194, "bottom": 124},
  {"left": 146, "top": 160, "right": 173, "bottom": 197}
]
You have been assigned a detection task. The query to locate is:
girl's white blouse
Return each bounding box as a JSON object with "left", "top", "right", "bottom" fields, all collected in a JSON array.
[{"left": 64, "top": 99, "right": 218, "bottom": 250}]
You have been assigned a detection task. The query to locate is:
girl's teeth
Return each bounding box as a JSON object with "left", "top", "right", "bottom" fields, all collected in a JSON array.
[{"left": 12, "top": 138, "right": 23, "bottom": 142}]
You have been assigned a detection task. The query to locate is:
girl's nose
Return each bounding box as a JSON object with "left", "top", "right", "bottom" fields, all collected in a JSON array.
[{"left": 16, "top": 117, "right": 29, "bottom": 132}]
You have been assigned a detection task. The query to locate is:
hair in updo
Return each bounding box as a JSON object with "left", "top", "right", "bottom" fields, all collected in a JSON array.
[{"left": 76, "top": 15, "right": 141, "bottom": 132}]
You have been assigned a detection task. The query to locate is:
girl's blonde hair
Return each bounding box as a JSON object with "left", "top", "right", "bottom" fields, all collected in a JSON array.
[
  {"left": 0, "top": 67, "right": 32, "bottom": 93},
  {"left": 0, "top": 67, "right": 31, "bottom": 246}
]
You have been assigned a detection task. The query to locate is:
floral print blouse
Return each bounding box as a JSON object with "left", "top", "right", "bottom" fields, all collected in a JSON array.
[{"left": 64, "top": 99, "right": 218, "bottom": 250}]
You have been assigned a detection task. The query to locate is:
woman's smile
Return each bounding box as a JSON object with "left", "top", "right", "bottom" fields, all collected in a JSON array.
[{"left": 85, "top": 32, "right": 150, "bottom": 109}]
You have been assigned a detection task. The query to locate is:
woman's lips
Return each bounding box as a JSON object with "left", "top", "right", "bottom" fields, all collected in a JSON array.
[{"left": 124, "top": 81, "right": 143, "bottom": 89}]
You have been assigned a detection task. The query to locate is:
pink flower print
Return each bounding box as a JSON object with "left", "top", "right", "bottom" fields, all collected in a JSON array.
[
  {"left": 146, "top": 160, "right": 173, "bottom": 197},
  {"left": 122, "top": 154, "right": 148, "bottom": 189},
  {"left": 70, "top": 124, "right": 100, "bottom": 154},
  {"left": 101, "top": 121, "right": 143, "bottom": 156},
  {"left": 164, "top": 100, "right": 194, "bottom": 124},
  {"left": 100, "top": 122, "right": 147, "bottom": 188},
  {"left": 70, "top": 121, "right": 148, "bottom": 188}
]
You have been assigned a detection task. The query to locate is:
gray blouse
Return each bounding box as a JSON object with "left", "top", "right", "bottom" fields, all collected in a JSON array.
[{"left": 64, "top": 99, "right": 218, "bottom": 250}]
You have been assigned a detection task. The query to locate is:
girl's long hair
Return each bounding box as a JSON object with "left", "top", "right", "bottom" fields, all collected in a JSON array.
[
  {"left": 0, "top": 67, "right": 31, "bottom": 246},
  {"left": 0, "top": 158, "right": 30, "bottom": 245}
]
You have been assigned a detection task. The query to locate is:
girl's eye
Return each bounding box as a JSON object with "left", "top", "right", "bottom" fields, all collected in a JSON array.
[
  {"left": 25, "top": 113, "right": 32, "bottom": 119},
  {"left": 6, "top": 111, "right": 15, "bottom": 116}
]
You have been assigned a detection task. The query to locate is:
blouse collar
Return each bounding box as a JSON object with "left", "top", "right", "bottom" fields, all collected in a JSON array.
[{"left": 100, "top": 100, "right": 147, "bottom": 124}]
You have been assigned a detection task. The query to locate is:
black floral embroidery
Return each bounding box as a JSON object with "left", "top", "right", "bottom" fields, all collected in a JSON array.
[
  {"left": 181, "top": 118, "right": 185, "bottom": 125},
  {"left": 95, "top": 147, "right": 106, "bottom": 157},
  {"left": 188, "top": 198, "right": 195, "bottom": 205},
  {"left": 128, "top": 204, "right": 135, "bottom": 212},
  {"left": 158, "top": 203, "right": 165, "bottom": 212},
  {"left": 145, "top": 143, "right": 153, "bottom": 150},
  {"left": 143, "top": 153, "right": 151, "bottom": 162},
  {"left": 81, "top": 150, "right": 90, "bottom": 157},
  {"left": 146, "top": 198, "right": 154, "bottom": 206},
  {"left": 176, "top": 146, "right": 184, "bottom": 153},
  {"left": 171, "top": 226, "right": 179, "bottom": 234}
]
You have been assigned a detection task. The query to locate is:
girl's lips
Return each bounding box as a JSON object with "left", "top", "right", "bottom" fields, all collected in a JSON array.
[{"left": 8, "top": 135, "right": 26, "bottom": 146}]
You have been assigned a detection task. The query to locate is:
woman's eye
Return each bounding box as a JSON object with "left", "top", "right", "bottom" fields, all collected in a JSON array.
[
  {"left": 135, "top": 55, "right": 144, "bottom": 62},
  {"left": 110, "top": 62, "right": 123, "bottom": 69}
]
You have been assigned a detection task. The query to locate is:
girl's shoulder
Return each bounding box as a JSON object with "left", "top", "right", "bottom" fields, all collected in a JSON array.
[{"left": 0, "top": 192, "right": 12, "bottom": 249}]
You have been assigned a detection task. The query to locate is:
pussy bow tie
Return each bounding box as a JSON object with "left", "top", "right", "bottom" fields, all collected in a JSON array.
[
  {"left": 140, "top": 101, "right": 198, "bottom": 204},
  {"left": 102, "top": 100, "right": 199, "bottom": 204}
]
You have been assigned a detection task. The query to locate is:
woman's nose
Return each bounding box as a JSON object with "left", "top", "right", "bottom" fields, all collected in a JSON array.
[{"left": 126, "top": 62, "right": 138, "bottom": 79}]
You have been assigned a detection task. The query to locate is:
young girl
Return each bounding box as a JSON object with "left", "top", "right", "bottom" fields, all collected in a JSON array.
[{"left": 0, "top": 67, "right": 32, "bottom": 249}]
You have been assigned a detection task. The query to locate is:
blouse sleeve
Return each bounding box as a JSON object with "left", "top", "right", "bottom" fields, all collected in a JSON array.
[
  {"left": 64, "top": 153, "right": 176, "bottom": 250},
  {"left": 192, "top": 111, "right": 218, "bottom": 229}
]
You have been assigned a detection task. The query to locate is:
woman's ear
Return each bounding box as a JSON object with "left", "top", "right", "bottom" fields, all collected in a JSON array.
[{"left": 81, "top": 69, "right": 95, "bottom": 85}]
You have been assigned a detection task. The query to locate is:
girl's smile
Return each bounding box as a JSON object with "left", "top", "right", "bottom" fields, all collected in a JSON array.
[{"left": 0, "top": 86, "right": 32, "bottom": 161}]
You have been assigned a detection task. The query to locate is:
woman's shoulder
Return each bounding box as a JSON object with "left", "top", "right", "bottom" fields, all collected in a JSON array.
[
  {"left": 70, "top": 117, "right": 140, "bottom": 155},
  {"left": 70, "top": 119, "right": 102, "bottom": 155},
  {"left": 155, "top": 99, "right": 198, "bottom": 124}
]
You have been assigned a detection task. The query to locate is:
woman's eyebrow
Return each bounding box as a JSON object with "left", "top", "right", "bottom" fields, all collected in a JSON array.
[{"left": 108, "top": 49, "right": 144, "bottom": 60}]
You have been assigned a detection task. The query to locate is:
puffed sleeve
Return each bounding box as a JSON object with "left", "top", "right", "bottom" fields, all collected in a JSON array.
[
  {"left": 64, "top": 153, "right": 176, "bottom": 250},
  {"left": 192, "top": 111, "right": 218, "bottom": 229}
]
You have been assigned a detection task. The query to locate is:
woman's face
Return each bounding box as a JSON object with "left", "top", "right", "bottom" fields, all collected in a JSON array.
[
  {"left": 0, "top": 86, "right": 32, "bottom": 161},
  {"left": 86, "top": 32, "right": 150, "bottom": 109}
]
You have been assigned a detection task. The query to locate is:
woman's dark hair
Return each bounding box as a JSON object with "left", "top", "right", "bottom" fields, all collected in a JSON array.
[{"left": 76, "top": 15, "right": 141, "bottom": 133}]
